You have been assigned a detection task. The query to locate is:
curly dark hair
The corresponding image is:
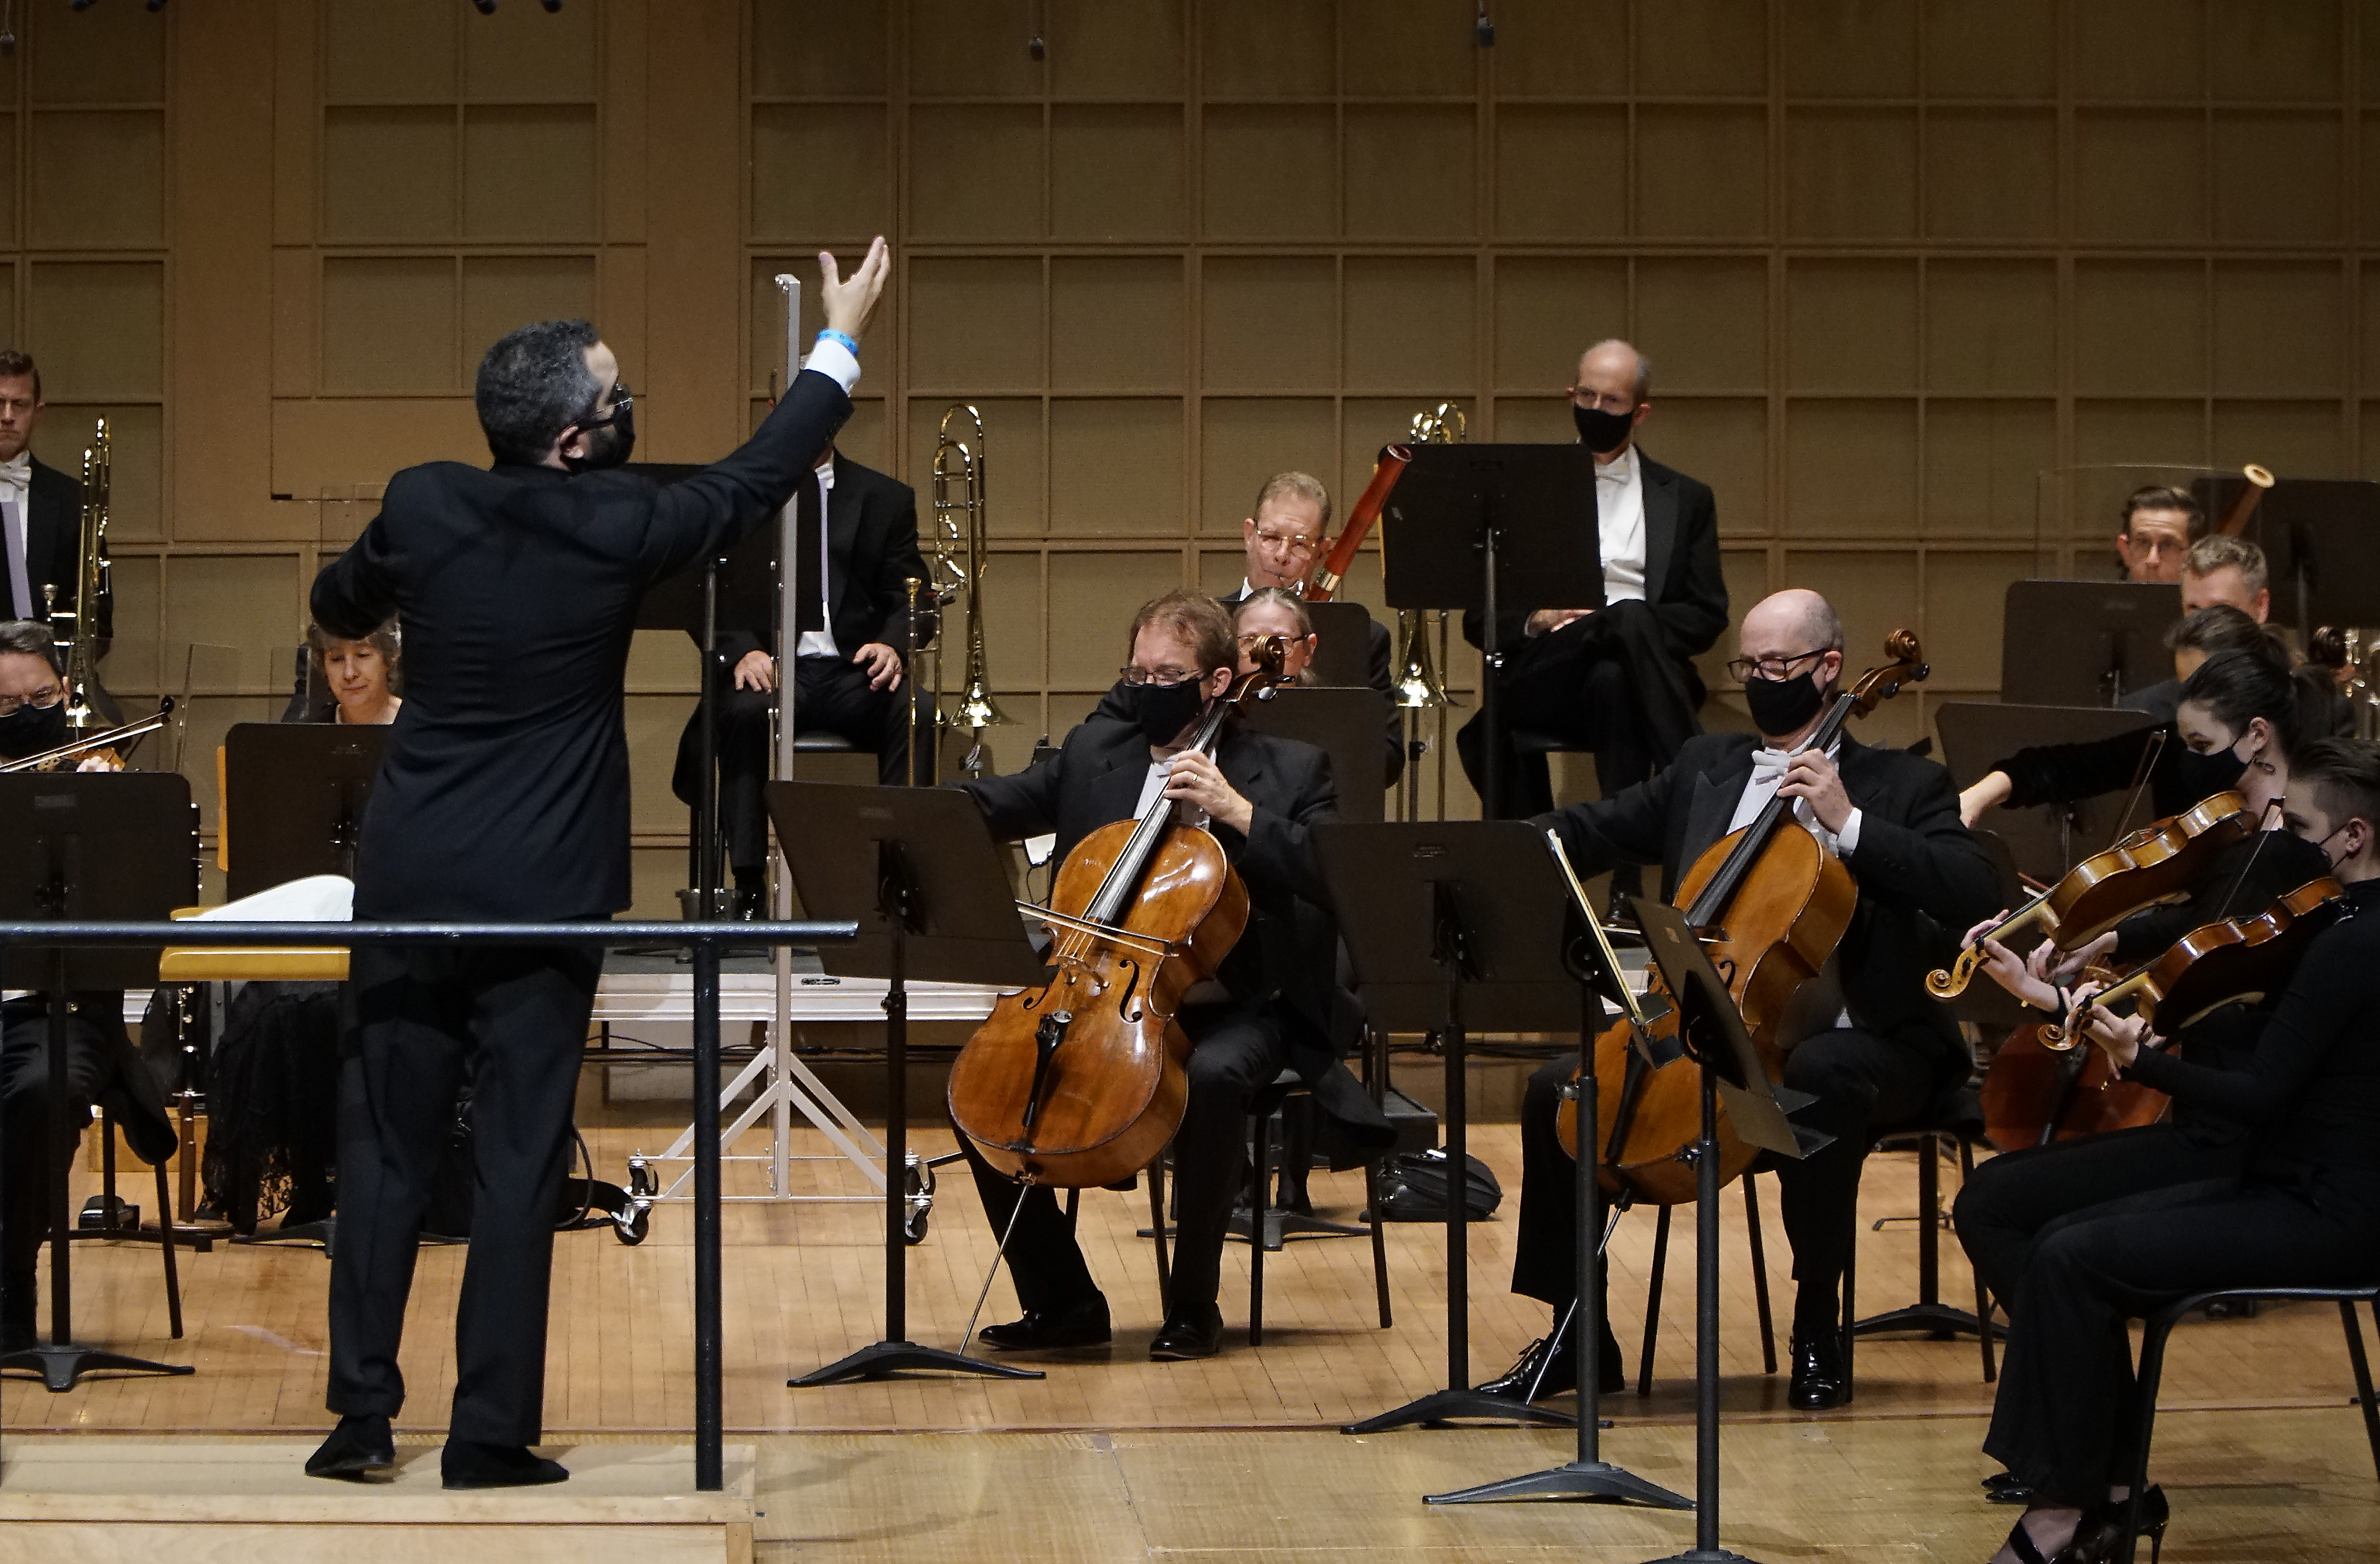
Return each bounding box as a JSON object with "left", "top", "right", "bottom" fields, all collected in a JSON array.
[{"left": 474, "top": 318, "right": 602, "bottom": 466}]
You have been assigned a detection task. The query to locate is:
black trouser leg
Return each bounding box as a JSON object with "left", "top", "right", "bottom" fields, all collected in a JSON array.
[
  {"left": 955, "top": 1124, "right": 1098, "bottom": 1316},
  {"left": 1773, "top": 1027, "right": 1947, "bottom": 1338},
  {"left": 1984, "top": 1176, "right": 2380, "bottom": 1507},
  {"left": 796, "top": 655, "right": 923, "bottom": 788},
  {"left": 1512, "top": 1055, "right": 1581, "bottom": 1307},
  {"left": 1164, "top": 1007, "right": 1287, "bottom": 1319},
  {"left": 0, "top": 1002, "right": 105, "bottom": 1329},
  {"left": 1951, "top": 1122, "right": 2242, "bottom": 1318},
  {"left": 1457, "top": 625, "right": 1650, "bottom": 819}
]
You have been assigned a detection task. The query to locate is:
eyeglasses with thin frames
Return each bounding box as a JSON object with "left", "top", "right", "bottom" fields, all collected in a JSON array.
[{"left": 1724, "top": 648, "right": 1829, "bottom": 684}]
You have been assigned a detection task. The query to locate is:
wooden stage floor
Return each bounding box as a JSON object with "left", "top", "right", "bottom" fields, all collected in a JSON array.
[{"left": 8, "top": 1121, "right": 2378, "bottom": 1560}]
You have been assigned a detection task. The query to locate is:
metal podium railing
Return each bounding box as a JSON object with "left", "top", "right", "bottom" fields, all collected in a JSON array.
[{"left": 0, "top": 917, "right": 856, "bottom": 1494}]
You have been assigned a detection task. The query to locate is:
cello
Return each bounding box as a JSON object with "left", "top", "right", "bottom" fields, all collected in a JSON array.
[
  {"left": 947, "top": 640, "right": 1290, "bottom": 1190},
  {"left": 1555, "top": 631, "right": 1928, "bottom": 1203}
]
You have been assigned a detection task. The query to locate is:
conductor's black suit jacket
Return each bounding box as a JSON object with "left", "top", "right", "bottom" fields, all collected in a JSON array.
[
  {"left": 310, "top": 368, "right": 853, "bottom": 920},
  {"left": 20, "top": 456, "right": 108, "bottom": 636},
  {"left": 1539, "top": 731, "right": 1998, "bottom": 1060}
]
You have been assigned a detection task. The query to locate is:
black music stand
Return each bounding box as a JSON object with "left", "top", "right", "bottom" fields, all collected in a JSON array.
[
  {"left": 1997, "top": 582, "right": 2181, "bottom": 709},
  {"left": 1934, "top": 701, "right": 2160, "bottom": 888},
  {"left": 640, "top": 461, "right": 820, "bottom": 921},
  {"left": 1381, "top": 444, "right": 1602, "bottom": 817},
  {"left": 1321, "top": 821, "right": 1581, "bottom": 1435},
  {"left": 2221, "top": 477, "right": 2380, "bottom": 632},
  {"left": 0, "top": 773, "right": 197, "bottom": 1391},
  {"left": 1237, "top": 686, "right": 1392, "bottom": 825},
  {"left": 770, "top": 781, "right": 1050, "bottom": 1384},
  {"left": 221, "top": 722, "right": 389, "bottom": 898},
  {"left": 1304, "top": 601, "right": 1378, "bottom": 690},
  {"left": 1629, "top": 895, "right": 1817, "bottom": 1564}
]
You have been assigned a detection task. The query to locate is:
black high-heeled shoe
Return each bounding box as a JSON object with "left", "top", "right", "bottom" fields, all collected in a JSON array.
[
  {"left": 2000, "top": 1508, "right": 2118, "bottom": 1564},
  {"left": 2105, "top": 1485, "right": 2169, "bottom": 1564}
]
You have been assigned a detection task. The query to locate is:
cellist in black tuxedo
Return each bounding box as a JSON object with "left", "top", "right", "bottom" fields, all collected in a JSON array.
[
  {"left": 300, "top": 241, "right": 889, "bottom": 1490},
  {"left": 949, "top": 589, "right": 1393, "bottom": 1362}
]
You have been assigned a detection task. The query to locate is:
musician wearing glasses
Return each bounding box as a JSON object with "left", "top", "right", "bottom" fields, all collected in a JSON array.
[
  {"left": 0, "top": 350, "right": 108, "bottom": 650},
  {"left": 0, "top": 618, "right": 174, "bottom": 1352},
  {"left": 949, "top": 589, "right": 1392, "bottom": 1363},
  {"left": 1480, "top": 589, "right": 1995, "bottom": 1413},
  {"left": 1457, "top": 339, "right": 1727, "bottom": 820},
  {"left": 301, "top": 241, "right": 889, "bottom": 1489},
  {"left": 670, "top": 440, "right": 935, "bottom": 914}
]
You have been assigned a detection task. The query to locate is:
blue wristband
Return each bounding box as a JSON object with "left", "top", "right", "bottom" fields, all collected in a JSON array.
[{"left": 815, "top": 329, "right": 858, "bottom": 356}]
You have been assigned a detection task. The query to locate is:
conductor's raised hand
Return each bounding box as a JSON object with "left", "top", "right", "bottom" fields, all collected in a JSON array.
[{"left": 820, "top": 237, "right": 891, "bottom": 343}]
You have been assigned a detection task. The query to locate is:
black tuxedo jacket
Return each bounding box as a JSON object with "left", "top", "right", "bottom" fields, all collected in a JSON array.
[
  {"left": 18, "top": 456, "right": 108, "bottom": 636},
  {"left": 956, "top": 714, "right": 1357, "bottom": 1070},
  {"left": 1461, "top": 446, "right": 1726, "bottom": 664},
  {"left": 1540, "top": 731, "right": 1998, "bottom": 1059},
  {"left": 312, "top": 368, "right": 852, "bottom": 919},
  {"left": 718, "top": 453, "right": 930, "bottom": 664}
]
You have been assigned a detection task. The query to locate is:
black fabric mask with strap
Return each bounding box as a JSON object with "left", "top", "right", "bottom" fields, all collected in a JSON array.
[{"left": 1743, "top": 669, "right": 1827, "bottom": 739}]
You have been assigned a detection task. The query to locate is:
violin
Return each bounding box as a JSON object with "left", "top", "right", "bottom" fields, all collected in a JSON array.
[
  {"left": 1555, "top": 631, "right": 1928, "bottom": 1204},
  {"left": 1927, "top": 791, "right": 2253, "bottom": 1000},
  {"left": 1979, "top": 1022, "right": 2168, "bottom": 1153},
  {"left": 946, "top": 639, "right": 1291, "bottom": 1190},
  {"left": 2041, "top": 875, "right": 2345, "bottom": 1050}
]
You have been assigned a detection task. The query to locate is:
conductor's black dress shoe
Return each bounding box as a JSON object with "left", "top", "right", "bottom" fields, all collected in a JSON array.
[
  {"left": 304, "top": 1414, "right": 396, "bottom": 1481},
  {"left": 441, "top": 1439, "right": 569, "bottom": 1490}
]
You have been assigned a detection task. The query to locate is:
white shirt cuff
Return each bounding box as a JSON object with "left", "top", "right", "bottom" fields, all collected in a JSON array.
[
  {"left": 1836, "top": 806, "right": 1863, "bottom": 855},
  {"left": 802, "top": 338, "right": 862, "bottom": 395}
]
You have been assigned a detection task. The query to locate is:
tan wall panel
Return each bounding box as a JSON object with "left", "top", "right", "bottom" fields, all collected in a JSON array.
[
  {"left": 31, "top": 112, "right": 163, "bottom": 248},
  {"left": 1636, "top": 0, "right": 1764, "bottom": 96},
  {"left": 1048, "top": 0, "right": 1185, "bottom": 98},
  {"left": 1199, "top": 0, "right": 1332, "bottom": 96},
  {"left": 271, "top": 397, "right": 485, "bottom": 499},
  {"left": 1491, "top": 0, "right": 1628, "bottom": 97},
  {"left": 1052, "top": 107, "right": 1186, "bottom": 241},
  {"left": 909, "top": 257, "right": 1043, "bottom": 391},
  {"left": 1202, "top": 257, "right": 1334, "bottom": 391},
  {"left": 1494, "top": 108, "right": 1628, "bottom": 240},
  {"left": 1344, "top": 0, "right": 1476, "bottom": 96},
  {"left": 2070, "top": 399, "right": 2207, "bottom": 537},
  {"left": 754, "top": 4, "right": 887, "bottom": 99},
  {"left": 1048, "top": 400, "right": 1184, "bottom": 534},
  {"left": 1927, "top": 261, "right": 2057, "bottom": 397},
  {"left": 325, "top": 0, "right": 457, "bottom": 103},
  {"left": 0, "top": 120, "right": 16, "bottom": 245},
  {"left": 2212, "top": 262, "right": 2343, "bottom": 398},
  {"left": 2215, "top": 1, "right": 2342, "bottom": 101},
  {"left": 906, "top": 397, "right": 1045, "bottom": 537},
  {"left": 107, "top": 554, "right": 161, "bottom": 667},
  {"left": 30, "top": 261, "right": 161, "bottom": 400},
  {"left": 462, "top": 0, "right": 599, "bottom": 102},
  {"left": 1925, "top": 0, "right": 2056, "bottom": 99},
  {"left": 1635, "top": 258, "right": 1766, "bottom": 392},
  {"left": 1788, "top": 259, "right": 1918, "bottom": 394},
  {"left": 1926, "top": 110, "right": 2058, "bottom": 241},
  {"left": 2212, "top": 399, "right": 2345, "bottom": 477},
  {"left": 1924, "top": 400, "right": 2055, "bottom": 538},
  {"left": 2213, "top": 113, "right": 2340, "bottom": 243},
  {"left": 161, "top": 555, "right": 307, "bottom": 660},
  {"left": 909, "top": 105, "right": 1045, "bottom": 242},
  {"left": 1049, "top": 553, "right": 1175, "bottom": 686},
  {"left": 979, "top": 550, "right": 1048, "bottom": 688},
  {"left": 2073, "top": 112, "right": 2205, "bottom": 244},
  {"left": 2073, "top": 262, "right": 2205, "bottom": 397},
  {"left": 1785, "top": 400, "right": 1918, "bottom": 536},
  {"left": 1491, "top": 257, "right": 1627, "bottom": 394},
  {"left": 1199, "top": 398, "right": 1335, "bottom": 536},
  {"left": 626, "top": 694, "right": 695, "bottom": 832},
  {"left": 463, "top": 106, "right": 599, "bottom": 241},
  {"left": 1050, "top": 257, "right": 1183, "bottom": 392},
  {"left": 30, "top": 2, "right": 165, "bottom": 103},
  {"left": 1922, "top": 553, "right": 2034, "bottom": 691},
  {"left": 1636, "top": 108, "right": 1767, "bottom": 239},
  {"left": 910, "top": 0, "right": 1043, "bottom": 99},
  {"left": 1783, "top": 0, "right": 1916, "bottom": 98},
  {"left": 1786, "top": 111, "right": 1918, "bottom": 240},
  {"left": 1201, "top": 106, "right": 1334, "bottom": 241},
  {"left": 2073, "top": 0, "right": 2204, "bottom": 98},
  {"left": 1490, "top": 392, "right": 1572, "bottom": 444},
  {"left": 38, "top": 403, "right": 161, "bottom": 543},
  {"left": 461, "top": 256, "right": 598, "bottom": 368},
  {"left": 322, "top": 108, "right": 459, "bottom": 241},
  {"left": 1652, "top": 399, "right": 1766, "bottom": 537},
  {"left": 321, "top": 257, "right": 459, "bottom": 395},
  {"left": 1345, "top": 257, "right": 1473, "bottom": 394},
  {"left": 1344, "top": 107, "right": 1476, "bottom": 240}
]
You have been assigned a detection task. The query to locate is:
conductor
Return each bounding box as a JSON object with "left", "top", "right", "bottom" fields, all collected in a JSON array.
[{"left": 300, "top": 239, "right": 890, "bottom": 1487}]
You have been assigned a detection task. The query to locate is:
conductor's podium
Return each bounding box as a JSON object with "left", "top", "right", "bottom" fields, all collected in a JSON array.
[{"left": 156, "top": 875, "right": 354, "bottom": 984}]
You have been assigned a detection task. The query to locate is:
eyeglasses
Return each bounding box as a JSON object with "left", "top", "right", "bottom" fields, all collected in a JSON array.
[
  {"left": 1567, "top": 386, "right": 1636, "bottom": 414},
  {"left": 1236, "top": 632, "right": 1305, "bottom": 650},
  {"left": 0, "top": 684, "right": 63, "bottom": 717},
  {"left": 581, "top": 382, "right": 634, "bottom": 430},
  {"left": 1117, "top": 666, "right": 1205, "bottom": 689},
  {"left": 1252, "top": 527, "right": 1319, "bottom": 556},
  {"left": 1725, "top": 648, "right": 1828, "bottom": 684}
]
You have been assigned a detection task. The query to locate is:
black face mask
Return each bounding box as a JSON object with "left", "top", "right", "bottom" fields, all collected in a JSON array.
[
  {"left": 0, "top": 697, "right": 67, "bottom": 761},
  {"left": 1572, "top": 403, "right": 1635, "bottom": 456},
  {"left": 561, "top": 398, "right": 635, "bottom": 473},
  {"left": 2170, "top": 738, "right": 2249, "bottom": 803},
  {"left": 1121, "top": 677, "right": 1208, "bottom": 748},
  {"left": 1743, "top": 670, "right": 1828, "bottom": 739}
]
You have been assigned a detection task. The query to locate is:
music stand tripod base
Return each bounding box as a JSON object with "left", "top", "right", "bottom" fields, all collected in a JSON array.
[
  {"left": 1343, "top": 1387, "right": 1577, "bottom": 1435},
  {"left": 792, "top": 1339, "right": 1042, "bottom": 1386},
  {"left": 0, "top": 1343, "right": 194, "bottom": 1394},
  {"left": 1428, "top": 1459, "right": 1691, "bottom": 1508}
]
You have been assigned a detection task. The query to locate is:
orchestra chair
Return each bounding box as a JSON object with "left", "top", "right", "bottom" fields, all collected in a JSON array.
[
  {"left": 1634, "top": 1173, "right": 1781, "bottom": 1393},
  {"left": 1843, "top": 1092, "right": 2002, "bottom": 1397},
  {"left": 2113, "top": 1284, "right": 2380, "bottom": 1564},
  {"left": 72, "top": 1104, "right": 192, "bottom": 1339}
]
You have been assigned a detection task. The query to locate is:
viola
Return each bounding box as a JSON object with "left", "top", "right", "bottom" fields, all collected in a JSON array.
[
  {"left": 1556, "top": 631, "right": 1928, "bottom": 1204},
  {"left": 1979, "top": 1022, "right": 2168, "bottom": 1153},
  {"left": 1927, "top": 791, "right": 2253, "bottom": 1000},
  {"left": 946, "top": 640, "right": 1291, "bottom": 1190},
  {"left": 2041, "top": 875, "right": 2345, "bottom": 1050}
]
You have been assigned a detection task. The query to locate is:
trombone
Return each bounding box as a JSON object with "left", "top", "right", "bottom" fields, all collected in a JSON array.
[
  {"left": 44, "top": 417, "right": 112, "bottom": 732},
  {"left": 1394, "top": 404, "right": 1462, "bottom": 820},
  {"left": 929, "top": 405, "right": 1011, "bottom": 779}
]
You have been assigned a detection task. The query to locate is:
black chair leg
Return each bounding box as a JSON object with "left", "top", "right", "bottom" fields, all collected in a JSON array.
[
  {"left": 1962, "top": 1137, "right": 1998, "bottom": 1384},
  {"left": 1840, "top": 1239, "right": 1857, "bottom": 1406},
  {"left": 1147, "top": 1158, "right": 1170, "bottom": 1302},
  {"left": 2118, "top": 1310, "right": 2180, "bottom": 1564},
  {"left": 2342, "top": 1299, "right": 2380, "bottom": 1484},
  {"left": 1638, "top": 1204, "right": 1671, "bottom": 1397},
  {"left": 1249, "top": 1109, "right": 1269, "bottom": 1346},
  {"left": 1364, "top": 1159, "right": 1391, "bottom": 1329},
  {"left": 1743, "top": 1172, "right": 1777, "bottom": 1375},
  {"left": 1064, "top": 1186, "right": 1080, "bottom": 1231},
  {"left": 155, "top": 1158, "right": 183, "bottom": 1341}
]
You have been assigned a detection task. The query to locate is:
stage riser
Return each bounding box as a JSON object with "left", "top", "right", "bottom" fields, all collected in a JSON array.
[{"left": 0, "top": 1521, "right": 748, "bottom": 1564}]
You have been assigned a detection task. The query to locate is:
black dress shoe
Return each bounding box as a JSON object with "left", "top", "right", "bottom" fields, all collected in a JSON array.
[
  {"left": 1984, "top": 1469, "right": 2036, "bottom": 1505},
  {"left": 1149, "top": 1305, "right": 1224, "bottom": 1361},
  {"left": 441, "top": 1439, "right": 569, "bottom": 1490},
  {"left": 1787, "top": 1333, "right": 1848, "bottom": 1410},
  {"left": 305, "top": 1414, "right": 396, "bottom": 1481},
  {"left": 978, "top": 1295, "right": 1111, "bottom": 1351},
  {"left": 1480, "top": 1333, "right": 1575, "bottom": 1401}
]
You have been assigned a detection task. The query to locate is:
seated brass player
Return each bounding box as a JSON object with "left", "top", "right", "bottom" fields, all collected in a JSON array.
[
  {"left": 0, "top": 619, "right": 174, "bottom": 1351},
  {"left": 949, "top": 589, "right": 1392, "bottom": 1361},
  {"left": 1484, "top": 589, "right": 1998, "bottom": 1409}
]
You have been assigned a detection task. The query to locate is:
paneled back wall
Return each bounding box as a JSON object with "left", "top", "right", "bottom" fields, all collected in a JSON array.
[{"left": 26, "top": 1, "right": 2380, "bottom": 910}]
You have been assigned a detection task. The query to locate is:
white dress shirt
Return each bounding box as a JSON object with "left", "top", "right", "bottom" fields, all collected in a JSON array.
[
  {"left": 1594, "top": 444, "right": 1647, "bottom": 603},
  {"left": 793, "top": 455, "right": 839, "bottom": 661},
  {"left": 1726, "top": 739, "right": 1864, "bottom": 859},
  {"left": 1134, "top": 755, "right": 1209, "bottom": 830}
]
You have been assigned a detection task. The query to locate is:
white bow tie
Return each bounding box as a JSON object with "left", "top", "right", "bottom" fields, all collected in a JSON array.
[
  {"left": 1749, "top": 744, "right": 1844, "bottom": 854},
  {"left": 0, "top": 456, "right": 30, "bottom": 491}
]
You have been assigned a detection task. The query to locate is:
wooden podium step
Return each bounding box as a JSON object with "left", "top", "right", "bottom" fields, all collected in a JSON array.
[{"left": 0, "top": 1437, "right": 754, "bottom": 1564}]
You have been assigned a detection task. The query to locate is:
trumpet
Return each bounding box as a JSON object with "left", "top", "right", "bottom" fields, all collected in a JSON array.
[
  {"left": 930, "top": 405, "right": 1011, "bottom": 777},
  {"left": 44, "top": 417, "right": 110, "bottom": 732},
  {"left": 0, "top": 696, "right": 171, "bottom": 774}
]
